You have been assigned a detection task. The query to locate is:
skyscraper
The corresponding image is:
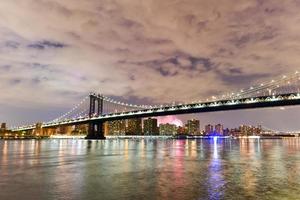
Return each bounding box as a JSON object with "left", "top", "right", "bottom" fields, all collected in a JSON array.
[
  {"left": 74, "top": 124, "right": 88, "bottom": 135},
  {"left": 126, "top": 118, "right": 142, "bottom": 135},
  {"left": 0, "top": 123, "right": 6, "bottom": 131},
  {"left": 187, "top": 119, "right": 200, "bottom": 135},
  {"left": 0, "top": 123, "right": 6, "bottom": 138},
  {"left": 177, "top": 126, "right": 187, "bottom": 135},
  {"left": 143, "top": 118, "right": 158, "bottom": 135},
  {"left": 159, "top": 123, "right": 177, "bottom": 135},
  {"left": 107, "top": 120, "right": 126, "bottom": 135},
  {"left": 205, "top": 124, "right": 214, "bottom": 135},
  {"left": 239, "top": 125, "right": 252, "bottom": 136},
  {"left": 215, "top": 124, "right": 224, "bottom": 135}
]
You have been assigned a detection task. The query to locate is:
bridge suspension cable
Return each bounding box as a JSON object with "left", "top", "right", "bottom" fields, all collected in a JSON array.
[
  {"left": 47, "top": 93, "right": 152, "bottom": 124},
  {"left": 214, "top": 71, "right": 300, "bottom": 101},
  {"left": 50, "top": 95, "right": 90, "bottom": 122}
]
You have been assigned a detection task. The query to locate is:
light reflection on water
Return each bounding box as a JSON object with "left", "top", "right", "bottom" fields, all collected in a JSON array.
[
  {"left": 207, "top": 137, "right": 224, "bottom": 200},
  {"left": 0, "top": 138, "right": 300, "bottom": 200}
]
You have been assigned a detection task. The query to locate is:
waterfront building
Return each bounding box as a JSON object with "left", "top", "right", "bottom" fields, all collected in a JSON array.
[
  {"left": 239, "top": 125, "right": 250, "bottom": 136},
  {"left": 255, "top": 125, "right": 262, "bottom": 135},
  {"left": 205, "top": 124, "right": 214, "bottom": 135},
  {"left": 107, "top": 120, "right": 126, "bottom": 135},
  {"left": 215, "top": 124, "right": 224, "bottom": 135},
  {"left": 57, "top": 125, "right": 73, "bottom": 135},
  {"left": 177, "top": 126, "right": 188, "bottom": 135},
  {"left": 0, "top": 123, "right": 6, "bottom": 138},
  {"left": 1, "top": 123, "right": 7, "bottom": 131},
  {"left": 143, "top": 118, "right": 158, "bottom": 135},
  {"left": 239, "top": 125, "right": 256, "bottom": 136},
  {"left": 34, "top": 122, "right": 43, "bottom": 136},
  {"left": 74, "top": 124, "right": 89, "bottom": 135},
  {"left": 187, "top": 119, "right": 200, "bottom": 135},
  {"left": 159, "top": 123, "right": 177, "bottom": 135},
  {"left": 223, "top": 128, "right": 230, "bottom": 136},
  {"left": 126, "top": 118, "right": 142, "bottom": 135},
  {"left": 229, "top": 128, "right": 240, "bottom": 136},
  {"left": 104, "top": 122, "right": 109, "bottom": 136}
]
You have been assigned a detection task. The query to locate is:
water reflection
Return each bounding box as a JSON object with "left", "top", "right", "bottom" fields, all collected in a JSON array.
[
  {"left": 173, "top": 140, "right": 185, "bottom": 188},
  {"left": 0, "top": 138, "right": 300, "bottom": 200},
  {"left": 0, "top": 141, "right": 8, "bottom": 171},
  {"left": 208, "top": 138, "right": 224, "bottom": 200}
]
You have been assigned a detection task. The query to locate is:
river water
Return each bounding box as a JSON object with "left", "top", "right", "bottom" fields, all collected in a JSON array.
[{"left": 0, "top": 138, "right": 300, "bottom": 200}]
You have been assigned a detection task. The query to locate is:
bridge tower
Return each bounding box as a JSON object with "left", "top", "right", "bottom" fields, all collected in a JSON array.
[{"left": 86, "top": 93, "right": 106, "bottom": 140}]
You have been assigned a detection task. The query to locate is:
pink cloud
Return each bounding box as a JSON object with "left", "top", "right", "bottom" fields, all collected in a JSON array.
[{"left": 157, "top": 116, "right": 183, "bottom": 127}]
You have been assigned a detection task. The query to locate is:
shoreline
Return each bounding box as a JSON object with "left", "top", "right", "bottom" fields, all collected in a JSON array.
[{"left": 0, "top": 135, "right": 299, "bottom": 140}]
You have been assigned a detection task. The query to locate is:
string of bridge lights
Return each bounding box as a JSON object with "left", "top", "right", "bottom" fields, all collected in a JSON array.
[
  {"left": 50, "top": 95, "right": 90, "bottom": 122},
  {"left": 50, "top": 93, "right": 151, "bottom": 123},
  {"left": 211, "top": 71, "right": 300, "bottom": 102},
  {"left": 71, "top": 108, "right": 89, "bottom": 119},
  {"left": 101, "top": 95, "right": 150, "bottom": 109}
]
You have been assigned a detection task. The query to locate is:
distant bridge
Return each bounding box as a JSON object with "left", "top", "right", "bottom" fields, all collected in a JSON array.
[{"left": 11, "top": 72, "right": 300, "bottom": 139}]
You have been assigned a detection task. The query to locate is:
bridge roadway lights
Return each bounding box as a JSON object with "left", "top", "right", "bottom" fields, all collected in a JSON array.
[{"left": 85, "top": 122, "right": 106, "bottom": 140}]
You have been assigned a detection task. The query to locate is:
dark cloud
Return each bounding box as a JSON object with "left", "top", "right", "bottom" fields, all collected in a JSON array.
[
  {"left": 0, "top": 65, "right": 12, "bottom": 71},
  {"left": 55, "top": 90, "right": 82, "bottom": 98},
  {"left": 119, "top": 18, "right": 143, "bottom": 29},
  {"left": 189, "top": 56, "right": 214, "bottom": 72},
  {"left": 5, "top": 41, "right": 20, "bottom": 49},
  {"left": 9, "top": 78, "right": 22, "bottom": 85},
  {"left": 27, "top": 40, "right": 67, "bottom": 50},
  {"left": 229, "top": 27, "right": 277, "bottom": 48},
  {"left": 23, "top": 62, "right": 49, "bottom": 70},
  {"left": 133, "top": 35, "right": 173, "bottom": 46},
  {"left": 31, "top": 77, "right": 49, "bottom": 84},
  {"left": 216, "top": 70, "right": 270, "bottom": 86},
  {"left": 156, "top": 66, "right": 178, "bottom": 77},
  {"left": 129, "top": 75, "right": 135, "bottom": 81},
  {"left": 123, "top": 52, "right": 215, "bottom": 77},
  {"left": 228, "top": 68, "right": 243, "bottom": 74}
]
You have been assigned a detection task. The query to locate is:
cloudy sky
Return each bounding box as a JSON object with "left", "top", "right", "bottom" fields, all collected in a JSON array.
[{"left": 1, "top": 0, "right": 300, "bottom": 130}]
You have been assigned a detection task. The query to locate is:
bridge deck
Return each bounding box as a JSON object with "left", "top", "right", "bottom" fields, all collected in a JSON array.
[{"left": 13, "top": 93, "right": 300, "bottom": 131}]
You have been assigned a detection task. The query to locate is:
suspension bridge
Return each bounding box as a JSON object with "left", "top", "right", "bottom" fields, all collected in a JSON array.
[{"left": 11, "top": 71, "right": 300, "bottom": 139}]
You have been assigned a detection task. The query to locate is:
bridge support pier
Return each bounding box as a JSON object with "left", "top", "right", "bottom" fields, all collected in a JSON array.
[{"left": 86, "top": 121, "right": 106, "bottom": 140}]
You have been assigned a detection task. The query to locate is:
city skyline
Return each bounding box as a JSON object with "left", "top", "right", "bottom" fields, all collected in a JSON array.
[
  {"left": 81, "top": 117, "right": 264, "bottom": 136},
  {"left": 0, "top": 116, "right": 267, "bottom": 139},
  {"left": 1, "top": 0, "right": 300, "bottom": 130}
]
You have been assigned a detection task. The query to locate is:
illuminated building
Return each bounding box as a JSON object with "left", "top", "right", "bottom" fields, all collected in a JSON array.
[
  {"left": 238, "top": 125, "right": 262, "bottom": 136},
  {"left": 143, "top": 118, "right": 158, "bottom": 135},
  {"left": 56, "top": 125, "right": 73, "bottom": 135},
  {"left": 187, "top": 119, "right": 200, "bottom": 135},
  {"left": 1, "top": 123, "right": 6, "bottom": 130},
  {"left": 126, "top": 118, "right": 142, "bottom": 135},
  {"left": 255, "top": 125, "right": 262, "bottom": 135},
  {"left": 223, "top": 128, "right": 230, "bottom": 136},
  {"left": 0, "top": 123, "right": 6, "bottom": 138},
  {"left": 104, "top": 122, "right": 109, "bottom": 136},
  {"left": 230, "top": 128, "right": 240, "bottom": 136},
  {"left": 215, "top": 124, "right": 224, "bottom": 135},
  {"left": 239, "top": 125, "right": 253, "bottom": 136},
  {"left": 107, "top": 120, "right": 126, "bottom": 135},
  {"left": 159, "top": 123, "right": 177, "bottom": 135},
  {"left": 35, "top": 122, "right": 43, "bottom": 136},
  {"left": 74, "top": 124, "right": 88, "bottom": 135},
  {"left": 205, "top": 124, "right": 214, "bottom": 135},
  {"left": 177, "top": 126, "right": 188, "bottom": 135}
]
